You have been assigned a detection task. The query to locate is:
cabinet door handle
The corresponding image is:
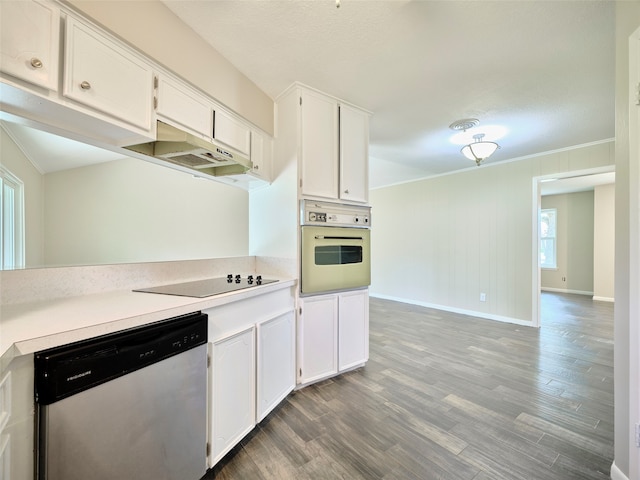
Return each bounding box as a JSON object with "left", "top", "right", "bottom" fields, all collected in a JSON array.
[
  {"left": 253, "top": 164, "right": 259, "bottom": 170},
  {"left": 344, "top": 189, "right": 350, "bottom": 194},
  {"left": 80, "top": 81, "right": 91, "bottom": 90},
  {"left": 30, "top": 58, "right": 43, "bottom": 69}
]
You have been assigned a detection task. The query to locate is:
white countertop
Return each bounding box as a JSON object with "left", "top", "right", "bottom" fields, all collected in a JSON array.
[{"left": 0, "top": 278, "right": 296, "bottom": 360}]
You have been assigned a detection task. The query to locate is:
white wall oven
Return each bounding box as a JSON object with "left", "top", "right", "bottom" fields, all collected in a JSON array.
[{"left": 300, "top": 201, "right": 371, "bottom": 295}]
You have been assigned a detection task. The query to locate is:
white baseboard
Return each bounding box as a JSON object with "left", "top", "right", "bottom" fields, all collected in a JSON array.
[
  {"left": 610, "top": 461, "right": 628, "bottom": 480},
  {"left": 369, "top": 293, "right": 534, "bottom": 327},
  {"left": 541, "top": 287, "right": 594, "bottom": 296},
  {"left": 593, "top": 296, "right": 615, "bottom": 303}
]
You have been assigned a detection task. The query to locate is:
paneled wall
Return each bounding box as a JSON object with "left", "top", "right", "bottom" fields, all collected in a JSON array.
[
  {"left": 370, "top": 141, "right": 614, "bottom": 325},
  {"left": 541, "top": 191, "right": 595, "bottom": 294},
  {"left": 593, "top": 183, "right": 615, "bottom": 301}
]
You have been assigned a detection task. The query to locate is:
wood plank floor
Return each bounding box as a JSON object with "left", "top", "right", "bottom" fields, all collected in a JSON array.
[{"left": 203, "top": 292, "right": 614, "bottom": 480}]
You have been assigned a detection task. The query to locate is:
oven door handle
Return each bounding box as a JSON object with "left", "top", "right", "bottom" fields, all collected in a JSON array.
[{"left": 314, "top": 235, "right": 364, "bottom": 240}]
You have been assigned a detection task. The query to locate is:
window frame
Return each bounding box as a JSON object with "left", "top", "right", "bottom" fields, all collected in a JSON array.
[
  {"left": 0, "top": 165, "right": 25, "bottom": 270},
  {"left": 540, "top": 207, "right": 557, "bottom": 270}
]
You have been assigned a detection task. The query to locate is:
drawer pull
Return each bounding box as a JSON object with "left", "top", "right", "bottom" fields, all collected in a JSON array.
[
  {"left": 80, "top": 81, "right": 91, "bottom": 90},
  {"left": 30, "top": 58, "right": 43, "bottom": 69}
]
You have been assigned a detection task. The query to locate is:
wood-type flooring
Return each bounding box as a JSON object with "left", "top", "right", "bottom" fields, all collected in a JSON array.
[{"left": 203, "top": 292, "right": 614, "bottom": 480}]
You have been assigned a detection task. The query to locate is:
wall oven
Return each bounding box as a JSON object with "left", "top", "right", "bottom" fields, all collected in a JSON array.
[{"left": 300, "top": 201, "right": 371, "bottom": 295}]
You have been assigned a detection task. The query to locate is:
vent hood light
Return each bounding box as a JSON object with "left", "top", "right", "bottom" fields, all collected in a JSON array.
[{"left": 124, "top": 121, "right": 251, "bottom": 177}]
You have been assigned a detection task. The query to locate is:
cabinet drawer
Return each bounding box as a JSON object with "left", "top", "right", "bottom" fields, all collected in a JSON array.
[
  {"left": 0, "top": 0, "right": 60, "bottom": 91},
  {"left": 63, "top": 18, "right": 154, "bottom": 131}
]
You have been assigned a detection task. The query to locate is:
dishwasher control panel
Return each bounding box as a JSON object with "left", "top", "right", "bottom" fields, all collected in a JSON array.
[{"left": 34, "top": 312, "right": 207, "bottom": 405}]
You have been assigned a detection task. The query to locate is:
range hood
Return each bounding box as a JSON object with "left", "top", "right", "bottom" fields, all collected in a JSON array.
[{"left": 124, "top": 121, "right": 251, "bottom": 177}]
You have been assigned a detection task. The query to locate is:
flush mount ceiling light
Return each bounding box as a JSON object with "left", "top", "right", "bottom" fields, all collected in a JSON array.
[{"left": 449, "top": 118, "right": 500, "bottom": 166}]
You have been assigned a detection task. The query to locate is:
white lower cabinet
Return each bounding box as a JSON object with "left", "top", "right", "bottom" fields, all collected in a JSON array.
[
  {"left": 0, "top": 354, "right": 35, "bottom": 480},
  {"left": 338, "top": 289, "right": 370, "bottom": 371},
  {"left": 256, "top": 311, "right": 295, "bottom": 422},
  {"left": 298, "top": 289, "right": 369, "bottom": 385},
  {"left": 205, "top": 285, "right": 296, "bottom": 467},
  {"left": 298, "top": 294, "right": 338, "bottom": 384},
  {"left": 210, "top": 327, "right": 256, "bottom": 465}
]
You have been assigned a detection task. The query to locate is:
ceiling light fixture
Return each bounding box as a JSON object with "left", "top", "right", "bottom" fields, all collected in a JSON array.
[
  {"left": 461, "top": 134, "right": 499, "bottom": 166},
  {"left": 449, "top": 118, "right": 500, "bottom": 166}
]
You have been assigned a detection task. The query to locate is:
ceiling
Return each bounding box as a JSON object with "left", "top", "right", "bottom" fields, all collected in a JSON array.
[
  {"left": 161, "top": 0, "right": 616, "bottom": 189},
  {"left": 1, "top": 121, "right": 126, "bottom": 174},
  {"left": 2, "top": 1, "right": 615, "bottom": 193}
]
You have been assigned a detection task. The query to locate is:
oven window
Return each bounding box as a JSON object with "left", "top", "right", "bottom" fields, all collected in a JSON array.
[{"left": 315, "top": 245, "right": 363, "bottom": 266}]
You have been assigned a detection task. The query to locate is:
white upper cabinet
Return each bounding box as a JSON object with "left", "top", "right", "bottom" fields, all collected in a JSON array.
[
  {"left": 298, "top": 87, "right": 369, "bottom": 203},
  {"left": 249, "top": 129, "right": 272, "bottom": 182},
  {"left": 155, "top": 74, "right": 212, "bottom": 137},
  {"left": 300, "top": 89, "right": 340, "bottom": 200},
  {"left": 63, "top": 17, "right": 154, "bottom": 131},
  {"left": 339, "top": 105, "right": 370, "bottom": 204},
  {"left": 214, "top": 108, "right": 251, "bottom": 156},
  {"left": 0, "top": 0, "right": 60, "bottom": 91}
]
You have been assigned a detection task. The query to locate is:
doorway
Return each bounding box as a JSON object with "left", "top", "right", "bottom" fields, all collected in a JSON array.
[{"left": 532, "top": 166, "right": 615, "bottom": 327}]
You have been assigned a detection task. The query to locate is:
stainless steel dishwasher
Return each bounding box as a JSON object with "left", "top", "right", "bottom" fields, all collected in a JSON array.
[{"left": 34, "top": 312, "right": 208, "bottom": 480}]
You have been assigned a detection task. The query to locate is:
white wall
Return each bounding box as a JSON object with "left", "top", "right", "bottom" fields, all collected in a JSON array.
[
  {"left": 0, "top": 127, "right": 44, "bottom": 268},
  {"left": 69, "top": 0, "right": 274, "bottom": 135},
  {"left": 369, "top": 141, "right": 614, "bottom": 325},
  {"left": 614, "top": 4, "right": 640, "bottom": 479},
  {"left": 594, "top": 183, "right": 615, "bottom": 301},
  {"left": 44, "top": 158, "right": 249, "bottom": 266},
  {"left": 541, "top": 191, "right": 594, "bottom": 294}
]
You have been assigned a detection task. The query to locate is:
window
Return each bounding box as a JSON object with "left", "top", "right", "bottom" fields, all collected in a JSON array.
[
  {"left": 540, "top": 208, "right": 557, "bottom": 269},
  {"left": 0, "top": 165, "right": 25, "bottom": 269}
]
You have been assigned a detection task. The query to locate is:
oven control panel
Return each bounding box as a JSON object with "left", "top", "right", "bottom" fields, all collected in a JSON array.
[{"left": 302, "top": 200, "right": 371, "bottom": 228}]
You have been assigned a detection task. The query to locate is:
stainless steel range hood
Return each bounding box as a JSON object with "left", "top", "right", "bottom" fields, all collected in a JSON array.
[{"left": 124, "top": 121, "right": 251, "bottom": 177}]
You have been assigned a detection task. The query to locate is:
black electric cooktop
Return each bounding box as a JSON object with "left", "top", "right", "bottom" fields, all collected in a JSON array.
[{"left": 133, "top": 275, "right": 278, "bottom": 298}]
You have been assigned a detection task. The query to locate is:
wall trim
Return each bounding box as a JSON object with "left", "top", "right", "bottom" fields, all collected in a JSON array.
[
  {"left": 593, "top": 296, "right": 615, "bottom": 303},
  {"left": 611, "top": 461, "right": 629, "bottom": 480},
  {"left": 371, "top": 139, "right": 615, "bottom": 191},
  {"left": 369, "top": 293, "right": 535, "bottom": 328},
  {"left": 541, "top": 287, "right": 594, "bottom": 296}
]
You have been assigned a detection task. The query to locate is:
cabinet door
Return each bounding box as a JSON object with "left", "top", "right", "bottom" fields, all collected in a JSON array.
[
  {"left": 339, "top": 105, "right": 369, "bottom": 204},
  {"left": 300, "top": 89, "right": 339, "bottom": 200},
  {"left": 249, "top": 129, "right": 272, "bottom": 182},
  {"left": 0, "top": 354, "right": 35, "bottom": 480},
  {"left": 0, "top": 0, "right": 59, "bottom": 91},
  {"left": 298, "top": 295, "right": 338, "bottom": 384},
  {"left": 156, "top": 75, "right": 212, "bottom": 137},
  {"left": 211, "top": 328, "right": 255, "bottom": 465},
  {"left": 214, "top": 108, "right": 251, "bottom": 156},
  {"left": 256, "top": 311, "right": 295, "bottom": 421},
  {"left": 338, "top": 290, "right": 369, "bottom": 371},
  {"left": 63, "top": 18, "right": 154, "bottom": 131}
]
